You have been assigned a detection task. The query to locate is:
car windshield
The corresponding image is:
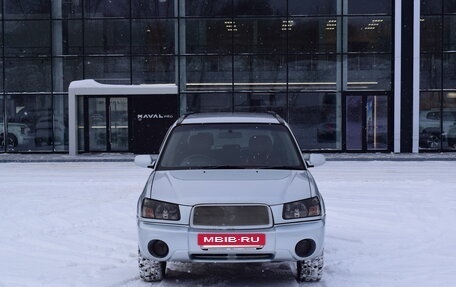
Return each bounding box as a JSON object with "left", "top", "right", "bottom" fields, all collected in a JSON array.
[{"left": 156, "top": 123, "right": 305, "bottom": 170}]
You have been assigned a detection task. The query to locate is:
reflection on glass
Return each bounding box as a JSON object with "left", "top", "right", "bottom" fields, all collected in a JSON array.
[
  {"left": 288, "top": 0, "right": 337, "bottom": 15},
  {"left": 185, "top": 93, "right": 232, "bottom": 113},
  {"left": 132, "top": 19, "right": 175, "bottom": 54},
  {"left": 346, "top": 96, "right": 363, "bottom": 150},
  {"left": 185, "top": 19, "right": 233, "bottom": 54},
  {"left": 288, "top": 54, "right": 337, "bottom": 91},
  {"left": 132, "top": 56, "right": 175, "bottom": 85},
  {"left": 6, "top": 94, "right": 53, "bottom": 152},
  {"left": 234, "top": 19, "right": 287, "bottom": 53},
  {"left": 88, "top": 97, "right": 107, "bottom": 151},
  {"left": 366, "top": 96, "right": 388, "bottom": 150},
  {"left": 85, "top": 0, "right": 130, "bottom": 18},
  {"left": 84, "top": 56, "right": 130, "bottom": 85},
  {"left": 347, "top": 17, "right": 391, "bottom": 53},
  {"left": 185, "top": 56, "right": 233, "bottom": 91},
  {"left": 109, "top": 98, "right": 128, "bottom": 151},
  {"left": 233, "top": 55, "right": 287, "bottom": 91},
  {"left": 84, "top": 20, "right": 130, "bottom": 54},
  {"left": 288, "top": 17, "right": 337, "bottom": 53},
  {"left": 234, "top": 92, "right": 286, "bottom": 116},
  {"left": 289, "top": 93, "right": 340, "bottom": 150},
  {"left": 346, "top": 54, "right": 391, "bottom": 91}
]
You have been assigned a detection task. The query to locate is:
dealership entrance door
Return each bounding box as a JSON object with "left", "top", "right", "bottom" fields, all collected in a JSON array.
[
  {"left": 84, "top": 96, "right": 129, "bottom": 152},
  {"left": 344, "top": 94, "right": 391, "bottom": 151}
]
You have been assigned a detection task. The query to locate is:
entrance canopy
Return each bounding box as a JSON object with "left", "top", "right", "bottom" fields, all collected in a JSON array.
[{"left": 68, "top": 80, "right": 178, "bottom": 155}]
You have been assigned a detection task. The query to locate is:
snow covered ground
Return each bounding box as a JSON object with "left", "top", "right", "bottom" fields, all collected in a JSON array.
[{"left": 0, "top": 160, "right": 455, "bottom": 287}]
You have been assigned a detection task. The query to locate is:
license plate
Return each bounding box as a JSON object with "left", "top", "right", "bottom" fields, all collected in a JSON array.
[{"left": 198, "top": 233, "right": 266, "bottom": 248}]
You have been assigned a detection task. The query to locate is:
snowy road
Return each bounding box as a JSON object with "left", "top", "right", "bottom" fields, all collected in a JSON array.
[{"left": 0, "top": 161, "right": 455, "bottom": 287}]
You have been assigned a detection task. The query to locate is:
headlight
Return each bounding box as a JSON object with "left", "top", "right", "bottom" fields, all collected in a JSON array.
[
  {"left": 141, "top": 198, "right": 180, "bottom": 220},
  {"left": 283, "top": 197, "right": 321, "bottom": 219}
]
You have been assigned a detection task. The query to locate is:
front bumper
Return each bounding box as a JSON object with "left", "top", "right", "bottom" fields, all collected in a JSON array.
[{"left": 138, "top": 219, "right": 325, "bottom": 263}]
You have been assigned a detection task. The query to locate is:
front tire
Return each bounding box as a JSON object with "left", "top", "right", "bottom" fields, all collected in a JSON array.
[
  {"left": 296, "top": 254, "right": 324, "bottom": 282},
  {"left": 138, "top": 250, "right": 166, "bottom": 282}
]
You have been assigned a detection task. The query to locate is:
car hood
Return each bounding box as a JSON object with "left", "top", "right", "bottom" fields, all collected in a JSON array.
[{"left": 148, "top": 169, "right": 313, "bottom": 206}]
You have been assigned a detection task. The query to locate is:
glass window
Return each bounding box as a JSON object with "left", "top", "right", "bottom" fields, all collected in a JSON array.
[
  {"left": 289, "top": 92, "right": 341, "bottom": 150},
  {"left": 4, "top": 0, "right": 50, "bottom": 19},
  {"left": 52, "top": 20, "right": 83, "bottom": 56},
  {"left": 443, "top": 91, "right": 456, "bottom": 150},
  {"left": 132, "top": 56, "right": 175, "bottom": 84},
  {"left": 419, "top": 92, "right": 442, "bottom": 150},
  {"left": 132, "top": 19, "right": 176, "bottom": 54},
  {"left": 0, "top": 95, "right": 4, "bottom": 152},
  {"left": 185, "top": 93, "right": 233, "bottom": 113},
  {"left": 132, "top": 0, "right": 175, "bottom": 18},
  {"left": 84, "top": 56, "right": 131, "bottom": 85},
  {"left": 443, "top": 16, "right": 456, "bottom": 52},
  {"left": 0, "top": 60, "right": 3, "bottom": 92},
  {"left": 421, "top": 0, "right": 442, "bottom": 15},
  {"left": 347, "top": 0, "right": 392, "bottom": 15},
  {"left": 53, "top": 57, "right": 83, "bottom": 92},
  {"left": 4, "top": 20, "right": 51, "bottom": 56},
  {"left": 185, "top": 0, "right": 232, "bottom": 17},
  {"left": 185, "top": 19, "right": 233, "bottom": 54},
  {"left": 346, "top": 54, "right": 392, "bottom": 91},
  {"left": 233, "top": 55, "right": 287, "bottom": 91},
  {"left": 443, "top": 53, "right": 456, "bottom": 89},
  {"left": 60, "top": 0, "right": 83, "bottom": 18},
  {"left": 421, "top": 16, "right": 442, "bottom": 53},
  {"left": 233, "top": 18, "right": 287, "bottom": 53},
  {"left": 444, "top": 0, "right": 456, "bottom": 14},
  {"left": 84, "top": 20, "right": 130, "bottom": 54},
  {"left": 288, "top": 0, "right": 337, "bottom": 16},
  {"left": 184, "top": 55, "right": 233, "bottom": 92},
  {"left": 233, "top": 0, "right": 286, "bottom": 16},
  {"left": 288, "top": 54, "right": 337, "bottom": 91},
  {"left": 420, "top": 54, "right": 442, "bottom": 90},
  {"left": 7, "top": 94, "right": 53, "bottom": 152},
  {"left": 288, "top": 17, "right": 338, "bottom": 53},
  {"left": 85, "top": 0, "right": 130, "bottom": 18},
  {"left": 52, "top": 94, "right": 69, "bottom": 151},
  {"left": 347, "top": 16, "right": 392, "bottom": 53},
  {"left": 234, "top": 92, "right": 286, "bottom": 117},
  {"left": 5, "top": 58, "right": 52, "bottom": 92}
]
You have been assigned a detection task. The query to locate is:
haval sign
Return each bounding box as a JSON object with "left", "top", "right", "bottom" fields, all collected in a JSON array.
[{"left": 137, "top": 113, "right": 174, "bottom": 120}]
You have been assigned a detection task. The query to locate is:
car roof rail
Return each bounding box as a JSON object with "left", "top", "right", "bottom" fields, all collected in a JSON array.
[
  {"left": 175, "top": 112, "right": 194, "bottom": 125},
  {"left": 266, "top": 111, "right": 286, "bottom": 125}
]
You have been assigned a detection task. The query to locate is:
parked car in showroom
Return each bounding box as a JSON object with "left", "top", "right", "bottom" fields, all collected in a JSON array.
[
  {"left": 447, "top": 123, "right": 456, "bottom": 148},
  {"left": 0, "top": 122, "right": 33, "bottom": 148},
  {"left": 419, "top": 109, "right": 456, "bottom": 148},
  {"left": 134, "top": 112, "right": 326, "bottom": 282}
]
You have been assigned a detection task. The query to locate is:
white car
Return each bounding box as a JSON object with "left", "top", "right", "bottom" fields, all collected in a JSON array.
[
  {"left": 0, "top": 122, "right": 33, "bottom": 147},
  {"left": 134, "top": 112, "right": 326, "bottom": 282}
]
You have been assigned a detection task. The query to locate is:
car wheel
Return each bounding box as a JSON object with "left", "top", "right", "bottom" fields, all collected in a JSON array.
[
  {"left": 138, "top": 250, "right": 166, "bottom": 282},
  {"left": 448, "top": 139, "right": 456, "bottom": 149},
  {"left": 425, "top": 134, "right": 441, "bottom": 149},
  {"left": 0, "top": 133, "right": 18, "bottom": 147},
  {"left": 296, "top": 253, "right": 324, "bottom": 282}
]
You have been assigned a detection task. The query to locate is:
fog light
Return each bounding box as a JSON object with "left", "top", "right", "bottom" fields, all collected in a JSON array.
[
  {"left": 295, "top": 239, "right": 316, "bottom": 257},
  {"left": 148, "top": 240, "right": 169, "bottom": 258}
]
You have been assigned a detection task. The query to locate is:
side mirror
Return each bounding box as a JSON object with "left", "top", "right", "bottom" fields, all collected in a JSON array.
[
  {"left": 134, "top": 155, "right": 156, "bottom": 169},
  {"left": 305, "top": 153, "right": 326, "bottom": 168}
]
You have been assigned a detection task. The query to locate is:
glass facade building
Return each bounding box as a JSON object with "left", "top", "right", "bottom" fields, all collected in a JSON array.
[{"left": 0, "top": 0, "right": 453, "bottom": 154}]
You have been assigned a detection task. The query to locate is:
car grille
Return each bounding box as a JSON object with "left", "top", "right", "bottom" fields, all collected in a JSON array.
[
  {"left": 192, "top": 205, "right": 272, "bottom": 229},
  {"left": 190, "top": 253, "right": 274, "bottom": 261}
]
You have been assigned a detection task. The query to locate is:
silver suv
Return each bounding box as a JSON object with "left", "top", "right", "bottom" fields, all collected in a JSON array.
[{"left": 134, "top": 112, "right": 326, "bottom": 282}]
